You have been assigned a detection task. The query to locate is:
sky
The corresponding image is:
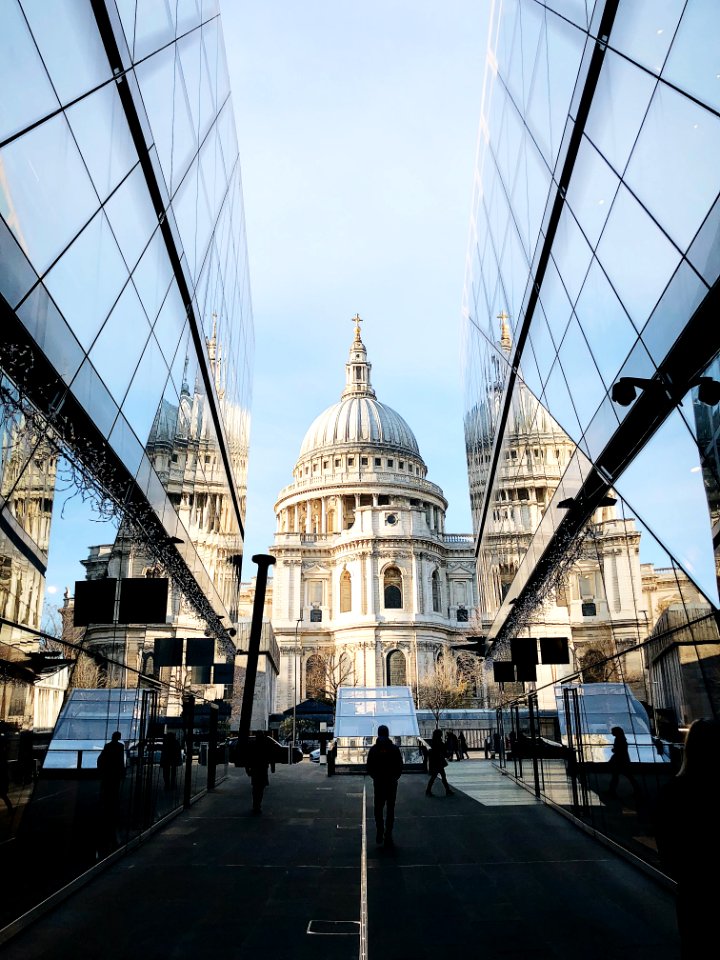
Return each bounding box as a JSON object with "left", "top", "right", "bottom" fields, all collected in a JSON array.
[
  {"left": 220, "top": 1, "right": 489, "bottom": 578},
  {"left": 40, "top": 1, "right": 488, "bottom": 616}
]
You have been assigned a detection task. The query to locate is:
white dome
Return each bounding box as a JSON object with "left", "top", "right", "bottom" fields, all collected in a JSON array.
[
  {"left": 300, "top": 396, "right": 420, "bottom": 458},
  {"left": 296, "top": 327, "right": 423, "bottom": 462}
]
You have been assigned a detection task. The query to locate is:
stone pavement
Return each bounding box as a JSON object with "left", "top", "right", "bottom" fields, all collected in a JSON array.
[{"left": 0, "top": 759, "right": 680, "bottom": 960}]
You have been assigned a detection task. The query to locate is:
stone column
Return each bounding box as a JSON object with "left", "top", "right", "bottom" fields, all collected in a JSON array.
[
  {"left": 321, "top": 497, "right": 327, "bottom": 533},
  {"left": 365, "top": 551, "right": 375, "bottom": 617},
  {"left": 416, "top": 552, "right": 425, "bottom": 615}
]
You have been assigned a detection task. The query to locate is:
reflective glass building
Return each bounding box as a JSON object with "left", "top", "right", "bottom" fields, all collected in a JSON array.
[
  {"left": 0, "top": 0, "right": 252, "bottom": 929},
  {"left": 462, "top": 0, "right": 720, "bottom": 870}
]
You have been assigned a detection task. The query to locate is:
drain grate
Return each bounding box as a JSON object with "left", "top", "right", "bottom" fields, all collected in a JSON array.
[{"left": 307, "top": 920, "right": 360, "bottom": 936}]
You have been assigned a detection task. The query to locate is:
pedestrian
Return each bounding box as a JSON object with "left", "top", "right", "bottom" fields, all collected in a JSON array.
[
  {"left": 458, "top": 731, "right": 470, "bottom": 760},
  {"left": 160, "top": 732, "right": 182, "bottom": 790},
  {"left": 426, "top": 729, "right": 454, "bottom": 797},
  {"left": 484, "top": 735, "right": 491, "bottom": 759},
  {"left": 607, "top": 726, "right": 639, "bottom": 797},
  {"left": 492, "top": 731, "right": 502, "bottom": 759},
  {"left": 445, "top": 730, "right": 458, "bottom": 761},
  {"left": 245, "top": 729, "right": 275, "bottom": 814},
  {"left": 418, "top": 738, "right": 429, "bottom": 772},
  {"left": 0, "top": 735, "right": 13, "bottom": 812},
  {"left": 97, "top": 731, "right": 126, "bottom": 849},
  {"left": 366, "top": 724, "right": 403, "bottom": 847},
  {"left": 655, "top": 719, "right": 720, "bottom": 959}
]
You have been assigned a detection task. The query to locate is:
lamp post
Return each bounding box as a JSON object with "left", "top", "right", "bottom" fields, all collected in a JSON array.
[
  {"left": 237, "top": 554, "right": 275, "bottom": 752},
  {"left": 292, "top": 613, "right": 303, "bottom": 757}
]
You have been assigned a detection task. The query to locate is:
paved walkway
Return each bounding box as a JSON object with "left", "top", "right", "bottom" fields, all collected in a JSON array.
[{"left": 1, "top": 759, "right": 680, "bottom": 959}]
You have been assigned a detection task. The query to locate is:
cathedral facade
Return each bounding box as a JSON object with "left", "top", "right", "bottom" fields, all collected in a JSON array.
[{"left": 271, "top": 321, "right": 477, "bottom": 712}]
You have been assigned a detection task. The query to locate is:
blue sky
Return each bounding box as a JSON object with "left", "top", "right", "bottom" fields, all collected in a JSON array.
[
  {"left": 41, "top": 2, "right": 487, "bottom": 613},
  {"left": 220, "top": 0, "right": 488, "bottom": 575}
]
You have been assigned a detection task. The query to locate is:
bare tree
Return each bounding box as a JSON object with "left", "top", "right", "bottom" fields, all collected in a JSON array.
[
  {"left": 306, "top": 651, "right": 356, "bottom": 706},
  {"left": 579, "top": 644, "right": 619, "bottom": 683},
  {"left": 69, "top": 650, "right": 105, "bottom": 689},
  {"left": 417, "top": 655, "right": 468, "bottom": 728}
]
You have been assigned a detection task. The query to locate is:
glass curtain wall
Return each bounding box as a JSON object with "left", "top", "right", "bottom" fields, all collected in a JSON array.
[
  {"left": 463, "top": 0, "right": 720, "bottom": 876},
  {"left": 0, "top": 0, "right": 250, "bottom": 932}
]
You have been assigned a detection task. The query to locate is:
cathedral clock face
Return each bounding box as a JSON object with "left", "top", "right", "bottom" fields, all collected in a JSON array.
[{"left": 385, "top": 513, "right": 398, "bottom": 525}]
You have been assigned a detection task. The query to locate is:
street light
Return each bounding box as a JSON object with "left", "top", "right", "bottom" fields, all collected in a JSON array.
[{"left": 292, "top": 612, "right": 303, "bottom": 759}]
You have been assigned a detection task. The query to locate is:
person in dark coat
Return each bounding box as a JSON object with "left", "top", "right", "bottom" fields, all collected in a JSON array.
[
  {"left": 366, "top": 724, "right": 403, "bottom": 847},
  {"left": 445, "top": 730, "right": 458, "bottom": 761},
  {"left": 245, "top": 729, "right": 275, "bottom": 814},
  {"left": 98, "top": 731, "right": 125, "bottom": 799},
  {"left": 97, "top": 731, "right": 126, "bottom": 849},
  {"left": 426, "top": 729, "right": 454, "bottom": 796},
  {"left": 458, "top": 731, "right": 470, "bottom": 760},
  {"left": 0, "top": 735, "right": 12, "bottom": 811},
  {"left": 655, "top": 719, "right": 720, "bottom": 959},
  {"left": 160, "top": 732, "right": 182, "bottom": 790},
  {"left": 607, "top": 726, "right": 639, "bottom": 797}
]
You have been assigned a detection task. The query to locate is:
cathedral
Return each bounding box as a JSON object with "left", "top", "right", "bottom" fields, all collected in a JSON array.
[{"left": 271, "top": 319, "right": 477, "bottom": 712}]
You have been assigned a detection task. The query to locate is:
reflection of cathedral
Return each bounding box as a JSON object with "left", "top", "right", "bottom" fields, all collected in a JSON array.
[
  {"left": 467, "top": 319, "right": 707, "bottom": 706},
  {"left": 80, "top": 325, "right": 246, "bottom": 714},
  {"left": 0, "top": 414, "right": 57, "bottom": 637},
  {"left": 0, "top": 399, "right": 59, "bottom": 729},
  {"left": 271, "top": 321, "right": 477, "bottom": 712}
]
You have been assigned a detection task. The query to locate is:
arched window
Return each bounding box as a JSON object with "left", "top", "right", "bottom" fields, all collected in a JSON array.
[
  {"left": 340, "top": 569, "right": 352, "bottom": 612},
  {"left": 305, "top": 654, "right": 326, "bottom": 700},
  {"left": 431, "top": 570, "right": 441, "bottom": 612},
  {"left": 383, "top": 566, "right": 403, "bottom": 609},
  {"left": 386, "top": 650, "right": 406, "bottom": 685}
]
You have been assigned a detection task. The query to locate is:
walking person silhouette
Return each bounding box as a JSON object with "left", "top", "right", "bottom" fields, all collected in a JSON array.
[
  {"left": 97, "top": 731, "right": 126, "bottom": 851},
  {"left": 607, "top": 726, "right": 640, "bottom": 797},
  {"left": 245, "top": 729, "right": 275, "bottom": 814},
  {"left": 366, "top": 724, "right": 403, "bottom": 847},
  {"left": 655, "top": 719, "right": 720, "bottom": 959},
  {"left": 425, "top": 729, "right": 454, "bottom": 796}
]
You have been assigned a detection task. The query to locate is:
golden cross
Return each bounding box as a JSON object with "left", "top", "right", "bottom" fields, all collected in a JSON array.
[
  {"left": 497, "top": 311, "right": 509, "bottom": 323},
  {"left": 351, "top": 313, "right": 363, "bottom": 338}
]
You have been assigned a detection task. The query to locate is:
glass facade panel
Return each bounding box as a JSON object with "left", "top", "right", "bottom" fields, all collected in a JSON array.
[
  {"left": 595, "top": 183, "right": 681, "bottom": 329},
  {"left": 0, "top": 112, "right": 99, "bottom": 275},
  {"left": 548, "top": 207, "right": 593, "bottom": 306},
  {"left": 65, "top": 84, "right": 137, "bottom": 204},
  {"left": 463, "top": 0, "right": 720, "bottom": 880},
  {"left": 89, "top": 281, "right": 152, "bottom": 405},
  {"left": 557, "top": 318, "right": 605, "bottom": 431},
  {"left": 565, "top": 137, "right": 619, "bottom": 247},
  {"left": 609, "top": 0, "right": 685, "bottom": 75},
  {"left": 1, "top": 2, "right": 250, "bottom": 929},
  {"left": 663, "top": 0, "right": 720, "bottom": 112},
  {"left": 0, "top": 215, "right": 38, "bottom": 309},
  {"left": 0, "top": 0, "right": 59, "bottom": 143},
  {"left": 21, "top": 0, "right": 113, "bottom": 105},
  {"left": 43, "top": 210, "right": 128, "bottom": 351},
  {"left": 687, "top": 193, "right": 720, "bottom": 288},
  {"left": 574, "top": 258, "right": 638, "bottom": 385},
  {"left": 584, "top": 50, "right": 656, "bottom": 177},
  {"left": 104, "top": 164, "right": 158, "bottom": 273},
  {"left": 625, "top": 81, "right": 720, "bottom": 253},
  {"left": 613, "top": 411, "right": 718, "bottom": 606}
]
